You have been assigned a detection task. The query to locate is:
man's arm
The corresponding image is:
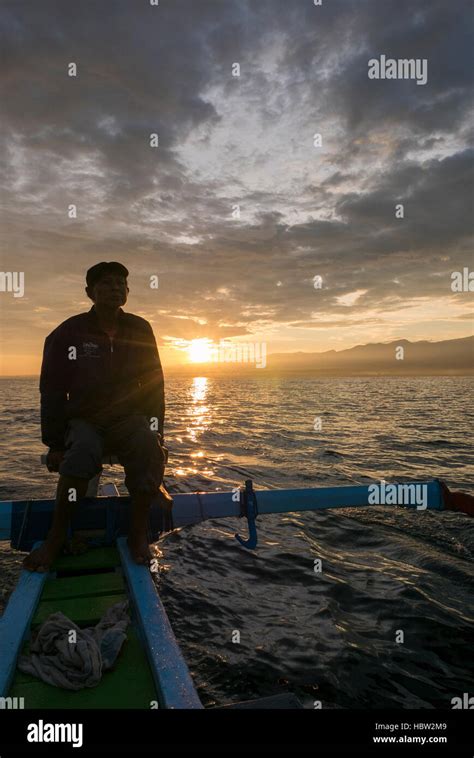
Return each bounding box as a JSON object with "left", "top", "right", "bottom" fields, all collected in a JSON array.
[
  {"left": 40, "top": 327, "right": 70, "bottom": 451},
  {"left": 140, "top": 322, "right": 165, "bottom": 441}
]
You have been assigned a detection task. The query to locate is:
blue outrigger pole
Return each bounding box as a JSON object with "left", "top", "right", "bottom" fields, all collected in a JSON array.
[{"left": 0, "top": 479, "right": 452, "bottom": 552}]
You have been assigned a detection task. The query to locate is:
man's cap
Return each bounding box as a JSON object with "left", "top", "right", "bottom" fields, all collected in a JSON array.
[{"left": 86, "top": 262, "right": 129, "bottom": 287}]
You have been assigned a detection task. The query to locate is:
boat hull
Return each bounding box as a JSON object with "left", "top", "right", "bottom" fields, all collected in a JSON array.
[{"left": 0, "top": 540, "right": 202, "bottom": 708}]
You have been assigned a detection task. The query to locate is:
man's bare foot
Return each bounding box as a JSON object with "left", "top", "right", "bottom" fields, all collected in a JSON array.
[
  {"left": 23, "top": 536, "right": 64, "bottom": 573},
  {"left": 127, "top": 530, "right": 153, "bottom": 565},
  {"left": 63, "top": 534, "right": 89, "bottom": 556}
]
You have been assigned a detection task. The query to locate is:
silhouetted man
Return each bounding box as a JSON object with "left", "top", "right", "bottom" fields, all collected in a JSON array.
[{"left": 24, "top": 261, "right": 170, "bottom": 571}]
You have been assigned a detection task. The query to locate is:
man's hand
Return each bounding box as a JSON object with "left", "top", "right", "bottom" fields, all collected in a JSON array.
[
  {"left": 46, "top": 449, "right": 64, "bottom": 472},
  {"left": 156, "top": 432, "right": 168, "bottom": 464}
]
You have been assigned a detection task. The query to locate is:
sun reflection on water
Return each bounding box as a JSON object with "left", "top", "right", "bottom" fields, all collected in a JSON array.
[{"left": 187, "top": 376, "right": 211, "bottom": 443}]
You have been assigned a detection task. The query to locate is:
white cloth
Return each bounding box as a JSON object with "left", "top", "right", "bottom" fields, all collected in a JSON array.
[{"left": 18, "top": 601, "right": 129, "bottom": 690}]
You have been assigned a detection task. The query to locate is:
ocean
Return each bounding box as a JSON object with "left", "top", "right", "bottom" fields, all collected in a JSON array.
[{"left": 0, "top": 374, "right": 473, "bottom": 708}]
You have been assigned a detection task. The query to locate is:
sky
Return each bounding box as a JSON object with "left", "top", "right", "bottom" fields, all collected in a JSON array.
[{"left": 0, "top": 0, "right": 473, "bottom": 374}]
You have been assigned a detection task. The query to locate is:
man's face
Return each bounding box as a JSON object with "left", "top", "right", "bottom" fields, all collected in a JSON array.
[{"left": 88, "top": 274, "right": 128, "bottom": 307}]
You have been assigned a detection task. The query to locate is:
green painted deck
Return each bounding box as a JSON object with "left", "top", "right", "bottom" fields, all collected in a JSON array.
[
  {"left": 53, "top": 547, "right": 121, "bottom": 572},
  {"left": 41, "top": 571, "right": 125, "bottom": 602},
  {"left": 32, "top": 592, "right": 127, "bottom": 628},
  {"left": 9, "top": 547, "right": 158, "bottom": 708}
]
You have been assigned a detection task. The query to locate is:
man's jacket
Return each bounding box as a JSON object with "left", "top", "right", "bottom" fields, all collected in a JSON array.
[{"left": 40, "top": 307, "right": 165, "bottom": 450}]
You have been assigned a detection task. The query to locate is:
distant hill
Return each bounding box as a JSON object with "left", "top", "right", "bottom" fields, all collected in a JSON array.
[
  {"left": 167, "top": 336, "right": 474, "bottom": 375},
  {"left": 266, "top": 336, "right": 474, "bottom": 375}
]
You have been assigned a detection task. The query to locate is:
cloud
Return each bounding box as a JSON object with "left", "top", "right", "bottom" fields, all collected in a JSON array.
[{"left": 0, "top": 0, "right": 472, "bottom": 363}]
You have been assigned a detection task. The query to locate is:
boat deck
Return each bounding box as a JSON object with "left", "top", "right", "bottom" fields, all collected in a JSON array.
[{"left": 8, "top": 547, "right": 157, "bottom": 709}]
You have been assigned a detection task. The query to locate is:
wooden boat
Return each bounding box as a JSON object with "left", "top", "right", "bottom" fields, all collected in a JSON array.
[
  {"left": 0, "top": 538, "right": 202, "bottom": 709},
  {"left": 0, "top": 478, "right": 465, "bottom": 709}
]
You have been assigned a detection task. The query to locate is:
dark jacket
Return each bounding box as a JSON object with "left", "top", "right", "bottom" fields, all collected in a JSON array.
[{"left": 40, "top": 307, "right": 165, "bottom": 450}]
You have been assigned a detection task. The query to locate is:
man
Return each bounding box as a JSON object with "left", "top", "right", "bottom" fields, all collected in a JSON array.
[{"left": 24, "top": 261, "right": 171, "bottom": 571}]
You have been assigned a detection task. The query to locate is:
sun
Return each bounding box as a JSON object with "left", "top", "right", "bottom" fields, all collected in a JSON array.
[{"left": 188, "top": 338, "right": 213, "bottom": 363}]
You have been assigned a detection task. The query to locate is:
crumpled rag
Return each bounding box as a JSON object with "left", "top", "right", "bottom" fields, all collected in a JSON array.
[{"left": 17, "top": 600, "right": 130, "bottom": 690}]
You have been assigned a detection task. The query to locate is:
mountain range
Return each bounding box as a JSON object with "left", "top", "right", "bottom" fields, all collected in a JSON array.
[{"left": 168, "top": 336, "right": 474, "bottom": 376}]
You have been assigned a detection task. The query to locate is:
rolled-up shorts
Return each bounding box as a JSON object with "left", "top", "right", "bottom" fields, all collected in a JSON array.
[{"left": 59, "top": 415, "right": 166, "bottom": 496}]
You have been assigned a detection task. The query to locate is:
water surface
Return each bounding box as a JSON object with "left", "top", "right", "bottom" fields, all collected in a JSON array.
[{"left": 1, "top": 375, "right": 472, "bottom": 708}]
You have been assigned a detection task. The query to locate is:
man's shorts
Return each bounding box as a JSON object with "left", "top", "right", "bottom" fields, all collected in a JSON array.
[{"left": 59, "top": 415, "right": 166, "bottom": 496}]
